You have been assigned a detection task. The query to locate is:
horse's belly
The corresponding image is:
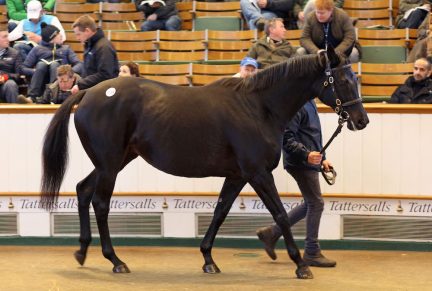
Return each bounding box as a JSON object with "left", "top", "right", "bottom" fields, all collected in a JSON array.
[{"left": 138, "top": 148, "right": 239, "bottom": 178}]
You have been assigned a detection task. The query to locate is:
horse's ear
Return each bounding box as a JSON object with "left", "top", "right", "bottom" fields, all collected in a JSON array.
[
  {"left": 327, "top": 45, "right": 341, "bottom": 67},
  {"left": 318, "top": 49, "right": 327, "bottom": 67}
]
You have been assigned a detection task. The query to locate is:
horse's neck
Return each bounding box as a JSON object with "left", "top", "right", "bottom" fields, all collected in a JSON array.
[{"left": 260, "top": 74, "right": 319, "bottom": 129}]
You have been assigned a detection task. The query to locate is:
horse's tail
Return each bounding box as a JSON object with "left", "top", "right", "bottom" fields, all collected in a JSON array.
[{"left": 40, "top": 90, "right": 86, "bottom": 210}]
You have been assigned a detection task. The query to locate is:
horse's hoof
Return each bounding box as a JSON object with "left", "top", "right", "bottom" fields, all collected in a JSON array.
[
  {"left": 113, "top": 264, "right": 131, "bottom": 273},
  {"left": 202, "top": 263, "right": 221, "bottom": 274},
  {"left": 74, "top": 251, "right": 86, "bottom": 266},
  {"left": 296, "top": 266, "right": 313, "bottom": 279}
]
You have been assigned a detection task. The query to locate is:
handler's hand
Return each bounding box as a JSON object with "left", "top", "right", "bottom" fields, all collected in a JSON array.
[
  {"left": 322, "top": 159, "right": 333, "bottom": 172},
  {"left": 307, "top": 151, "right": 322, "bottom": 165}
]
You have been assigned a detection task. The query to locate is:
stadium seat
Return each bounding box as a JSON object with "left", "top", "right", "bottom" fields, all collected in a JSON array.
[
  {"left": 361, "top": 46, "right": 407, "bottom": 63},
  {"left": 189, "top": 63, "right": 239, "bottom": 85},
  {"left": 359, "top": 62, "right": 413, "bottom": 102},
  {"left": 139, "top": 63, "right": 191, "bottom": 86},
  {"left": 205, "top": 30, "right": 256, "bottom": 62}
]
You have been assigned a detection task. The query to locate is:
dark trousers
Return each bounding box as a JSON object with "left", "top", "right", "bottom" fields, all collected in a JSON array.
[
  {"left": 272, "top": 168, "right": 324, "bottom": 255},
  {"left": 398, "top": 9, "right": 428, "bottom": 29}
]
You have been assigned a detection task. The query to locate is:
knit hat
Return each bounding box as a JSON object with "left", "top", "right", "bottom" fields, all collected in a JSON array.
[{"left": 41, "top": 22, "right": 60, "bottom": 43}]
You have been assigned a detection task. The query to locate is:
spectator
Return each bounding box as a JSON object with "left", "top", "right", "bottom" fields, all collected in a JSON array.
[
  {"left": 70, "top": 15, "right": 119, "bottom": 94},
  {"left": 119, "top": 62, "right": 140, "bottom": 77},
  {"left": 136, "top": 0, "right": 181, "bottom": 32},
  {"left": 389, "top": 58, "right": 432, "bottom": 104},
  {"left": 21, "top": 22, "right": 83, "bottom": 102},
  {"left": 294, "top": 0, "right": 345, "bottom": 29},
  {"left": 233, "top": 57, "right": 259, "bottom": 78},
  {"left": 298, "top": 0, "right": 358, "bottom": 62},
  {"left": 256, "top": 99, "right": 336, "bottom": 268},
  {"left": 240, "top": 0, "right": 296, "bottom": 30},
  {"left": 7, "top": 0, "right": 56, "bottom": 32},
  {"left": 0, "top": 30, "right": 23, "bottom": 103},
  {"left": 396, "top": 0, "right": 431, "bottom": 29},
  {"left": 40, "top": 65, "right": 81, "bottom": 104},
  {"left": 8, "top": 0, "right": 66, "bottom": 60},
  {"left": 247, "top": 18, "right": 297, "bottom": 69}
]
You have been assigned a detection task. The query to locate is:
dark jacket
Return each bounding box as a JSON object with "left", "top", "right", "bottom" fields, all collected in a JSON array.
[
  {"left": 0, "top": 47, "right": 22, "bottom": 81},
  {"left": 135, "top": 0, "right": 178, "bottom": 19},
  {"left": 247, "top": 37, "right": 297, "bottom": 69},
  {"left": 21, "top": 41, "right": 82, "bottom": 76},
  {"left": 300, "top": 7, "right": 356, "bottom": 57},
  {"left": 282, "top": 100, "right": 323, "bottom": 171},
  {"left": 266, "top": 0, "right": 296, "bottom": 18},
  {"left": 389, "top": 76, "right": 432, "bottom": 104},
  {"left": 78, "top": 29, "right": 119, "bottom": 90},
  {"left": 38, "top": 73, "right": 81, "bottom": 104}
]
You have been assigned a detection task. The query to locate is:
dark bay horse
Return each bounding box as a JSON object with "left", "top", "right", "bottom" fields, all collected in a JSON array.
[{"left": 41, "top": 48, "right": 369, "bottom": 279}]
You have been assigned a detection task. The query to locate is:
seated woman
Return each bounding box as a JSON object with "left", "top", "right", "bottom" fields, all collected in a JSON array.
[{"left": 119, "top": 62, "right": 140, "bottom": 77}]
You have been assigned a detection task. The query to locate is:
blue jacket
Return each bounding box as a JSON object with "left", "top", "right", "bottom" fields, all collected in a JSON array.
[
  {"left": 282, "top": 100, "right": 324, "bottom": 171},
  {"left": 21, "top": 41, "right": 82, "bottom": 76}
]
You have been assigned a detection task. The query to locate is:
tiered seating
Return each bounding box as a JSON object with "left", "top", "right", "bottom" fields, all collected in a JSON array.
[
  {"left": 54, "top": 3, "right": 101, "bottom": 28},
  {"left": 109, "top": 30, "right": 157, "bottom": 62},
  {"left": 359, "top": 62, "right": 413, "bottom": 102},
  {"left": 139, "top": 63, "right": 191, "bottom": 85},
  {"left": 154, "top": 30, "right": 207, "bottom": 62},
  {"left": 100, "top": 2, "right": 144, "bottom": 31},
  {"left": 64, "top": 31, "right": 83, "bottom": 60},
  {"left": 176, "top": 1, "right": 194, "bottom": 31},
  {"left": 189, "top": 63, "right": 239, "bottom": 85},
  {"left": 0, "top": 5, "right": 7, "bottom": 31},
  {"left": 192, "top": 1, "right": 242, "bottom": 31},
  {"left": 205, "top": 30, "right": 257, "bottom": 63},
  {"left": 284, "top": 29, "right": 302, "bottom": 47},
  {"left": 344, "top": 0, "right": 393, "bottom": 28}
]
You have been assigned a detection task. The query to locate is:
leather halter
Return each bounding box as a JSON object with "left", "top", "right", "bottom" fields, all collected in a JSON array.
[{"left": 319, "top": 54, "right": 362, "bottom": 185}]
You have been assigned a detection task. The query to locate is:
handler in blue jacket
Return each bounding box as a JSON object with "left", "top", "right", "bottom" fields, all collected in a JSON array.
[{"left": 256, "top": 99, "right": 336, "bottom": 267}]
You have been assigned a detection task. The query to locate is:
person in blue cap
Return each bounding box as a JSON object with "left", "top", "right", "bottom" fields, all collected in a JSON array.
[{"left": 233, "top": 57, "right": 259, "bottom": 78}]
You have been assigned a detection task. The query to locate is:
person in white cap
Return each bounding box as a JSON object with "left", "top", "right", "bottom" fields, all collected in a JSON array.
[
  {"left": 8, "top": 0, "right": 66, "bottom": 60},
  {"left": 233, "top": 57, "right": 259, "bottom": 78}
]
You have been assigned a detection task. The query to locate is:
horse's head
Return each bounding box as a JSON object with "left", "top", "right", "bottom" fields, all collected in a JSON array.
[{"left": 316, "top": 47, "right": 369, "bottom": 130}]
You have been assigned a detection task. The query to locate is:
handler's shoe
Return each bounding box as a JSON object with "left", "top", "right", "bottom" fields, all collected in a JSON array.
[
  {"left": 256, "top": 226, "right": 279, "bottom": 260},
  {"left": 303, "top": 252, "right": 336, "bottom": 267}
]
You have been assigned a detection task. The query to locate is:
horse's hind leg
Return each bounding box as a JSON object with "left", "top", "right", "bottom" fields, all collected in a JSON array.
[
  {"left": 201, "top": 177, "right": 246, "bottom": 274},
  {"left": 74, "top": 169, "right": 97, "bottom": 266},
  {"left": 249, "top": 171, "right": 313, "bottom": 279},
  {"left": 92, "top": 169, "right": 131, "bottom": 273}
]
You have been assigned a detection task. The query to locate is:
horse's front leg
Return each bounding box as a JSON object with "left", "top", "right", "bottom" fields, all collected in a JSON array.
[
  {"left": 74, "top": 170, "right": 97, "bottom": 266},
  {"left": 201, "top": 177, "right": 246, "bottom": 274},
  {"left": 92, "top": 170, "right": 130, "bottom": 273},
  {"left": 249, "top": 171, "right": 313, "bottom": 279}
]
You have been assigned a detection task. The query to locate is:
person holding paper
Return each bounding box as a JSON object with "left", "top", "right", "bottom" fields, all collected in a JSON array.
[
  {"left": 21, "top": 22, "right": 82, "bottom": 102},
  {"left": 135, "top": 0, "right": 181, "bottom": 31}
]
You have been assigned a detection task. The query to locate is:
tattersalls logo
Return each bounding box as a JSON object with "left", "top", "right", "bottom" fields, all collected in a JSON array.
[
  {"left": 407, "top": 202, "right": 432, "bottom": 213},
  {"left": 328, "top": 200, "right": 391, "bottom": 212},
  {"left": 172, "top": 198, "right": 218, "bottom": 209},
  {"left": 17, "top": 198, "right": 157, "bottom": 210}
]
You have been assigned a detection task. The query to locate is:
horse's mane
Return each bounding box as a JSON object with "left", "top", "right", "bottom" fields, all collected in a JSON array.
[{"left": 215, "top": 54, "right": 323, "bottom": 91}]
